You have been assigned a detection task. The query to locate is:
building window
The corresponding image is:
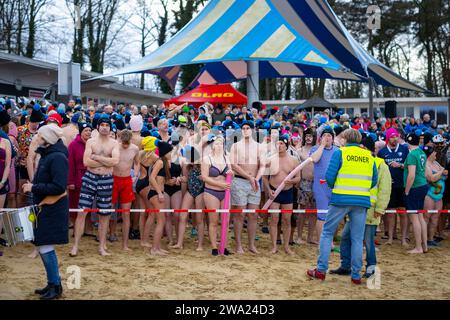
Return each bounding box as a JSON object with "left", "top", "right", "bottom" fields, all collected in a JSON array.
[
  {"left": 405, "top": 107, "right": 414, "bottom": 117},
  {"left": 420, "top": 106, "right": 436, "bottom": 120},
  {"left": 436, "top": 106, "right": 447, "bottom": 125}
]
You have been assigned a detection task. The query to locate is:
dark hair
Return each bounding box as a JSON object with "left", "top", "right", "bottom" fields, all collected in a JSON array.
[
  {"left": 302, "top": 129, "right": 316, "bottom": 147},
  {"left": 1, "top": 124, "right": 9, "bottom": 134},
  {"left": 161, "top": 157, "right": 171, "bottom": 182}
]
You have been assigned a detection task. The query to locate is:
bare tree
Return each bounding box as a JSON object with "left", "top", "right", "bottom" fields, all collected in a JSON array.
[{"left": 127, "top": 0, "right": 158, "bottom": 89}]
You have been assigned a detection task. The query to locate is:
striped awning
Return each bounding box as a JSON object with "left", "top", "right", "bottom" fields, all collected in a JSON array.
[
  {"left": 189, "top": 61, "right": 366, "bottom": 88},
  {"left": 91, "top": 0, "right": 426, "bottom": 93}
]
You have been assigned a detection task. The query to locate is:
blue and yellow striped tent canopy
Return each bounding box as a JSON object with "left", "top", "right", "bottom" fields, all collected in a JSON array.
[{"left": 95, "top": 0, "right": 425, "bottom": 93}]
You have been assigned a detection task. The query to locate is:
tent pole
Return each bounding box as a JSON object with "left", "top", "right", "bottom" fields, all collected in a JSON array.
[
  {"left": 368, "top": 77, "right": 374, "bottom": 122},
  {"left": 246, "top": 60, "right": 259, "bottom": 108}
]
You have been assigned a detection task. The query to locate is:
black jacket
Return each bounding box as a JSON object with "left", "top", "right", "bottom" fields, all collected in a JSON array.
[{"left": 32, "top": 139, "right": 69, "bottom": 246}]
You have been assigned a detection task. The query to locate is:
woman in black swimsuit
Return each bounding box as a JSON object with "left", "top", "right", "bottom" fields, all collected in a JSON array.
[
  {"left": 137, "top": 136, "right": 158, "bottom": 248},
  {"left": 147, "top": 141, "right": 173, "bottom": 255},
  {"left": 164, "top": 135, "right": 185, "bottom": 246},
  {"left": 201, "top": 135, "right": 233, "bottom": 255}
]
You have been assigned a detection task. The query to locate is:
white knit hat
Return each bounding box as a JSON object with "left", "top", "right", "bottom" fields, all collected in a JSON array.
[{"left": 38, "top": 124, "right": 63, "bottom": 145}]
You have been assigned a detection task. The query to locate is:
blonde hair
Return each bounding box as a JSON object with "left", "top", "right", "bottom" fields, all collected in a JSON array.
[{"left": 342, "top": 128, "right": 362, "bottom": 144}]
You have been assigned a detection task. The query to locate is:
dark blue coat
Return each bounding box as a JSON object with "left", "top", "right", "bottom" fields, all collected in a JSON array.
[{"left": 32, "top": 139, "right": 69, "bottom": 246}]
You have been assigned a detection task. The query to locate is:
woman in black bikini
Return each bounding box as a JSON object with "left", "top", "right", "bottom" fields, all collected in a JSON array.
[
  {"left": 201, "top": 135, "right": 233, "bottom": 255},
  {"left": 137, "top": 136, "right": 159, "bottom": 248},
  {"left": 147, "top": 141, "right": 173, "bottom": 255}
]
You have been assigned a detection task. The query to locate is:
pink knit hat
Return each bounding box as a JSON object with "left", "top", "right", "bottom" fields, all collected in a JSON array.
[
  {"left": 129, "top": 115, "right": 143, "bottom": 132},
  {"left": 385, "top": 127, "right": 399, "bottom": 142}
]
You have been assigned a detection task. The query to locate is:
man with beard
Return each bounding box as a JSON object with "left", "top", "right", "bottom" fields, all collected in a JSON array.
[
  {"left": 70, "top": 116, "right": 120, "bottom": 257},
  {"left": 296, "top": 128, "right": 317, "bottom": 244},
  {"left": 378, "top": 128, "right": 409, "bottom": 246},
  {"left": 157, "top": 118, "right": 171, "bottom": 143}
]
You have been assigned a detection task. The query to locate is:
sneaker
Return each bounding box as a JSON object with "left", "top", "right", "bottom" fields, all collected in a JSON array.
[
  {"left": 427, "top": 240, "right": 440, "bottom": 247},
  {"left": 364, "top": 265, "right": 376, "bottom": 278},
  {"left": 190, "top": 227, "right": 198, "bottom": 238},
  {"left": 212, "top": 249, "right": 219, "bottom": 256},
  {"left": 434, "top": 236, "right": 444, "bottom": 243},
  {"left": 276, "top": 239, "right": 282, "bottom": 245},
  {"left": 306, "top": 268, "right": 326, "bottom": 280},
  {"left": 128, "top": 229, "right": 140, "bottom": 240},
  {"left": 329, "top": 267, "right": 351, "bottom": 275},
  {"left": 331, "top": 247, "right": 340, "bottom": 253},
  {"left": 261, "top": 226, "right": 269, "bottom": 234},
  {"left": 351, "top": 278, "right": 362, "bottom": 285}
]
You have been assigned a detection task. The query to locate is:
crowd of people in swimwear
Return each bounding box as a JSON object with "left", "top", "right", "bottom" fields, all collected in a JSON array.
[{"left": 0, "top": 97, "right": 449, "bottom": 262}]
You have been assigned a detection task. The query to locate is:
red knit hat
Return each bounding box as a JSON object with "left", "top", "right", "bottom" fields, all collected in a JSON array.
[{"left": 47, "top": 113, "right": 62, "bottom": 127}]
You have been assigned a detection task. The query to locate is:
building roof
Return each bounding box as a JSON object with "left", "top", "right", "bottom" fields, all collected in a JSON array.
[{"left": 0, "top": 52, "right": 172, "bottom": 104}]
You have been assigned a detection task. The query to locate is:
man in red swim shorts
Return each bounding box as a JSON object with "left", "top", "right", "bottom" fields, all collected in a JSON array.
[{"left": 112, "top": 129, "right": 139, "bottom": 251}]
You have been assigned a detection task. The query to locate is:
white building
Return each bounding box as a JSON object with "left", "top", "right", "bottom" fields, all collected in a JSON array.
[
  {"left": 261, "top": 97, "right": 450, "bottom": 125},
  {"left": 0, "top": 52, "right": 172, "bottom": 106}
]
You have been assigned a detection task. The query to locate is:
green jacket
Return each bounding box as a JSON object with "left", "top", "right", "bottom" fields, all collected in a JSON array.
[{"left": 366, "top": 161, "right": 392, "bottom": 225}]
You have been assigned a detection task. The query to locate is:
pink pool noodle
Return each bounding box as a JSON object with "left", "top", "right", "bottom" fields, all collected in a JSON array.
[{"left": 219, "top": 173, "right": 233, "bottom": 256}]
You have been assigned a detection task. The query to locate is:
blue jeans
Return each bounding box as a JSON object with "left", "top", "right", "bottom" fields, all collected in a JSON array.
[
  {"left": 40, "top": 250, "right": 61, "bottom": 285},
  {"left": 317, "top": 205, "right": 367, "bottom": 280},
  {"left": 340, "top": 224, "right": 377, "bottom": 272}
]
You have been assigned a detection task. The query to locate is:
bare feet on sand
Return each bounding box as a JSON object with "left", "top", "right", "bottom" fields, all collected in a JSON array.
[
  {"left": 196, "top": 246, "right": 204, "bottom": 252},
  {"left": 235, "top": 247, "right": 245, "bottom": 254},
  {"left": 284, "top": 247, "right": 294, "bottom": 255},
  {"left": 99, "top": 249, "right": 111, "bottom": 256},
  {"left": 271, "top": 247, "right": 278, "bottom": 254},
  {"left": 122, "top": 247, "right": 132, "bottom": 252},
  {"left": 248, "top": 246, "right": 259, "bottom": 254},
  {"left": 169, "top": 244, "right": 183, "bottom": 249},
  {"left": 69, "top": 248, "right": 78, "bottom": 257},
  {"left": 295, "top": 238, "right": 306, "bottom": 245},
  {"left": 407, "top": 248, "right": 423, "bottom": 254},
  {"left": 140, "top": 242, "right": 152, "bottom": 248},
  {"left": 28, "top": 249, "right": 39, "bottom": 259},
  {"left": 150, "top": 249, "right": 167, "bottom": 256}
]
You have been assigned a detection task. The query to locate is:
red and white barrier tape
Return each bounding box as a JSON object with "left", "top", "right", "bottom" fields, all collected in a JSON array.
[{"left": 2, "top": 208, "right": 450, "bottom": 215}]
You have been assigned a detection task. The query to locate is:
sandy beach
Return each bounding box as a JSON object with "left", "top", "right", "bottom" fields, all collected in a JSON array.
[{"left": 1, "top": 224, "right": 449, "bottom": 300}]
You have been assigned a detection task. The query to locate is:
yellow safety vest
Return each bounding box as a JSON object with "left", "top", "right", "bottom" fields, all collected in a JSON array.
[
  {"left": 370, "top": 157, "right": 384, "bottom": 205},
  {"left": 333, "top": 146, "right": 375, "bottom": 197}
]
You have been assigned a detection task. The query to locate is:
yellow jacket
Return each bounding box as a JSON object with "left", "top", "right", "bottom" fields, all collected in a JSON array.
[{"left": 366, "top": 161, "right": 392, "bottom": 225}]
